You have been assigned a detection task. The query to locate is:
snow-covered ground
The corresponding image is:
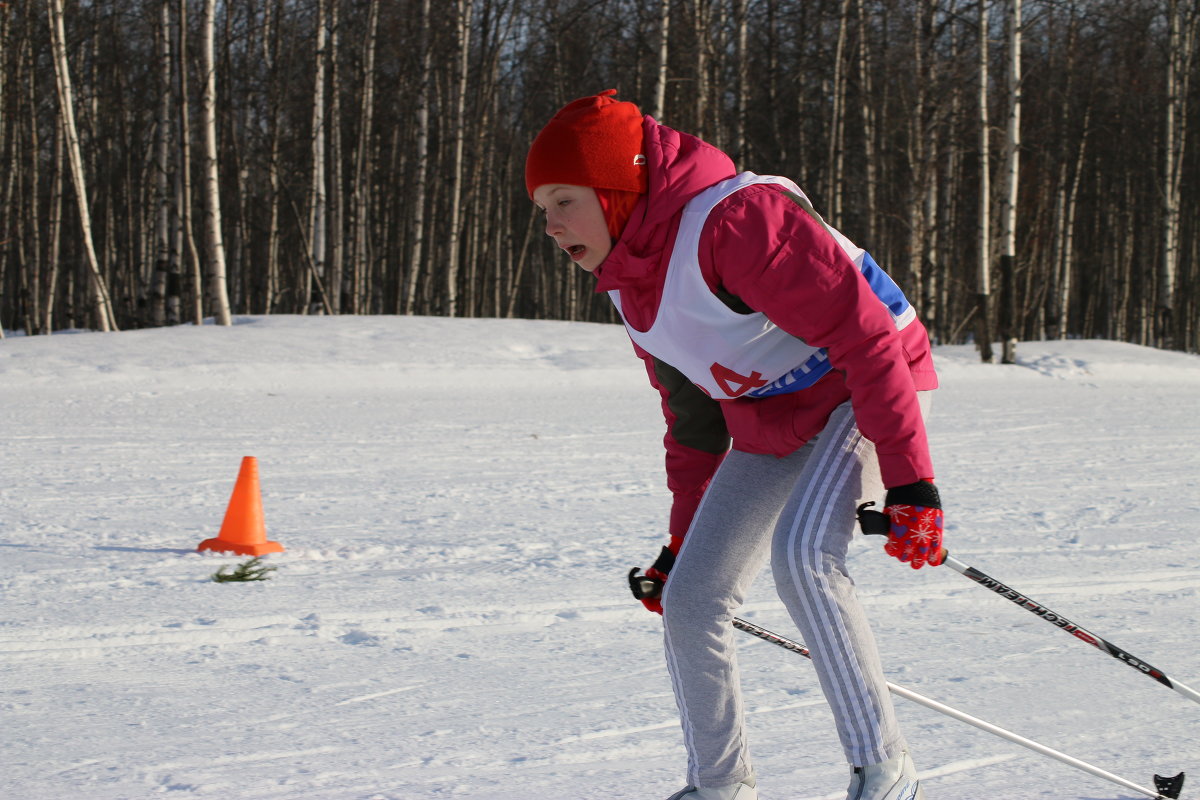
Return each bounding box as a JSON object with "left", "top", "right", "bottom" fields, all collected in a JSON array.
[{"left": 1, "top": 315, "right": 1197, "bottom": 800}]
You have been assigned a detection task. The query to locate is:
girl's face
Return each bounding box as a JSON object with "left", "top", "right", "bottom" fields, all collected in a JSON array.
[{"left": 532, "top": 184, "right": 612, "bottom": 273}]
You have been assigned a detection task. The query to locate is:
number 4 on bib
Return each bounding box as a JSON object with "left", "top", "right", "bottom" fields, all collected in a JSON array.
[{"left": 710, "top": 362, "right": 768, "bottom": 397}]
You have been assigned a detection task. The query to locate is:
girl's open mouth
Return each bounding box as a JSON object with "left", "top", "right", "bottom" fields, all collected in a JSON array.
[{"left": 567, "top": 244, "right": 586, "bottom": 260}]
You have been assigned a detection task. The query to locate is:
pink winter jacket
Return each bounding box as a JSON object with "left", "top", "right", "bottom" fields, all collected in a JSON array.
[{"left": 594, "top": 118, "right": 938, "bottom": 541}]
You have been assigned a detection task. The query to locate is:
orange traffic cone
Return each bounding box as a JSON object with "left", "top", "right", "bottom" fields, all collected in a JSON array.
[{"left": 197, "top": 456, "right": 284, "bottom": 556}]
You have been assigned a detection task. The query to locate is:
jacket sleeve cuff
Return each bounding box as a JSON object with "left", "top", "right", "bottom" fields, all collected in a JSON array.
[{"left": 878, "top": 451, "right": 934, "bottom": 490}]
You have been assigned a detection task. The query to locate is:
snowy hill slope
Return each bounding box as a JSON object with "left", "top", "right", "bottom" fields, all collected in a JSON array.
[{"left": 1, "top": 316, "right": 1198, "bottom": 800}]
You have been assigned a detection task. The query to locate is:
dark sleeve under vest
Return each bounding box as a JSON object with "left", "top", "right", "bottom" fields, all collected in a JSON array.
[{"left": 652, "top": 357, "right": 731, "bottom": 455}]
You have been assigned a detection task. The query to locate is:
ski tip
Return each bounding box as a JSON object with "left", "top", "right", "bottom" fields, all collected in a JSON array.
[{"left": 1153, "top": 771, "right": 1185, "bottom": 800}]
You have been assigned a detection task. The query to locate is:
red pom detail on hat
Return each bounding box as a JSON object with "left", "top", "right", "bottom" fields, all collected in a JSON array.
[{"left": 525, "top": 89, "right": 648, "bottom": 199}]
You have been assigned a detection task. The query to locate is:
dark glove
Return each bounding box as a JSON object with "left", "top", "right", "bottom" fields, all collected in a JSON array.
[
  {"left": 882, "top": 480, "right": 944, "bottom": 569},
  {"left": 628, "top": 546, "right": 677, "bottom": 614}
]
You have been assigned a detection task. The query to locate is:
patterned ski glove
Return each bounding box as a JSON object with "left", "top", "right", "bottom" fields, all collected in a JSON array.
[
  {"left": 628, "top": 545, "right": 677, "bottom": 615},
  {"left": 882, "top": 480, "right": 944, "bottom": 569}
]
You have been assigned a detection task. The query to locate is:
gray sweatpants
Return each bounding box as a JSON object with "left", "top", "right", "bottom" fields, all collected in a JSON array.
[{"left": 661, "top": 399, "right": 924, "bottom": 787}]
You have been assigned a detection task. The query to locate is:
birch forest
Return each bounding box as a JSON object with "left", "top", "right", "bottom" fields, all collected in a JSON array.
[{"left": 1, "top": 0, "right": 1198, "bottom": 355}]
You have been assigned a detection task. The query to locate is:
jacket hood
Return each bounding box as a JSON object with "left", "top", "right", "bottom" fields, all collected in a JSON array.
[
  {"left": 640, "top": 119, "right": 736, "bottom": 228},
  {"left": 596, "top": 118, "right": 736, "bottom": 289}
]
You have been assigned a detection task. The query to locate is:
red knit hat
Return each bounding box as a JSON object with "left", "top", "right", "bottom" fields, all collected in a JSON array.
[{"left": 525, "top": 89, "right": 647, "bottom": 199}]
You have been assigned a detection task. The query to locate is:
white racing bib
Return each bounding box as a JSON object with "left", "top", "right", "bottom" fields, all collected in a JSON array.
[{"left": 610, "top": 172, "right": 915, "bottom": 400}]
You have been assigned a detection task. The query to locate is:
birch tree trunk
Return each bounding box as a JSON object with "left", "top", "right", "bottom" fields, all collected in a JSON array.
[
  {"left": 856, "top": 0, "right": 877, "bottom": 245},
  {"left": 404, "top": 0, "right": 432, "bottom": 315},
  {"left": 924, "top": 135, "right": 940, "bottom": 334},
  {"left": 1046, "top": 9, "right": 1077, "bottom": 341},
  {"left": 151, "top": 0, "right": 173, "bottom": 327},
  {"left": 2, "top": 77, "right": 18, "bottom": 340},
  {"left": 1055, "top": 107, "right": 1088, "bottom": 341},
  {"left": 939, "top": 11, "right": 966, "bottom": 344},
  {"left": 906, "top": 0, "right": 932, "bottom": 320},
  {"left": 351, "top": 0, "right": 379, "bottom": 315},
  {"left": 199, "top": 0, "right": 231, "bottom": 325},
  {"left": 0, "top": 160, "right": 10, "bottom": 340},
  {"left": 47, "top": 0, "right": 118, "bottom": 332},
  {"left": 652, "top": 0, "right": 670, "bottom": 122},
  {"left": 732, "top": 0, "right": 748, "bottom": 169},
  {"left": 1159, "top": 0, "right": 1181, "bottom": 349},
  {"left": 327, "top": 0, "right": 343, "bottom": 314},
  {"left": 444, "top": 0, "right": 472, "bottom": 317},
  {"left": 1159, "top": 0, "right": 1197, "bottom": 349},
  {"left": 505, "top": 206, "right": 538, "bottom": 318},
  {"left": 264, "top": 134, "right": 280, "bottom": 312},
  {"left": 975, "top": 0, "right": 993, "bottom": 362},
  {"left": 690, "top": 0, "right": 710, "bottom": 140},
  {"left": 764, "top": 1, "right": 784, "bottom": 168},
  {"left": 0, "top": 8, "right": 8, "bottom": 338},
  {"left": 999, "top": 0, "right": 1021, "bottom": 363},
  {"left": 176, "top": 0, "right": 203, "bottom": 325},
  {"left": 306, "top": 0, "right": 327, "bottom": 315},
  {"left": 262, "top": 0, "right": 281, "bottom": 314},
  {"left": 22, "top": 34, "right": 43, "bottom": 336},
  {"left": 1120, "top": 174, "right": 1138, "bottom": 343},
  {"left": 37, "top": 113, "right": 60, "bottom": 331},
  {"left": 825, "top": 0, "right": 852, "bottom": 226}
]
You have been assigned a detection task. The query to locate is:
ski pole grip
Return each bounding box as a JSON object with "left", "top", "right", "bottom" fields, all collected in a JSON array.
[
  {"left": 628, "top": 567, "right": 664, "bottom": 601},
  {"left": 856, "top": 501, "right": 891, "bottom": 536},
  {"left": 857, "top": 501, "right": 950, "bottom": 564}
]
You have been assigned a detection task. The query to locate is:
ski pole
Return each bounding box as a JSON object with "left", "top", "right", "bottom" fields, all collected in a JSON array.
[
  {"left": 733, "top": 617, "right": 1187, "bottom": 800},
  {"left": 856, "top": 503, "right": 1200, "bottom": 707}
]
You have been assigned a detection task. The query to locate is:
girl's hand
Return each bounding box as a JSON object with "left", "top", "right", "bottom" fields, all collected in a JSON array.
[
  {"left": 628, "top": 546, "right": 678, "bottom": 614},
  {"left": 882, "top": 481, "right": 944, "bottom": 569}
]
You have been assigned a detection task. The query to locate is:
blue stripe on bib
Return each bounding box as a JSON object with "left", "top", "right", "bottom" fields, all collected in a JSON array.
[{"left": 746, "top": 251, "right": 910, "bottom": 398}]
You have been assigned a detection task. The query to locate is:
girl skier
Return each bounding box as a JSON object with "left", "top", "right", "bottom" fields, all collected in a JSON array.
[{"left": 525, "top": 90, "right": 944, "bottom": 800}]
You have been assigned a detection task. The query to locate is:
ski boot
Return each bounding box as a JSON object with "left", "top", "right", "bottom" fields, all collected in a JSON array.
[
  {"left": 665, "top": 775, "right": 757, "bottom": 800},
  {"left": 846, "top": 750, "right": 924, "bottom": 800}
]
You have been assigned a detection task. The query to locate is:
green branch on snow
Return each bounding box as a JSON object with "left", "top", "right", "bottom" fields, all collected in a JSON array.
[{"left": 211, "top": 557, "right": 277, "bottom": 583}]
